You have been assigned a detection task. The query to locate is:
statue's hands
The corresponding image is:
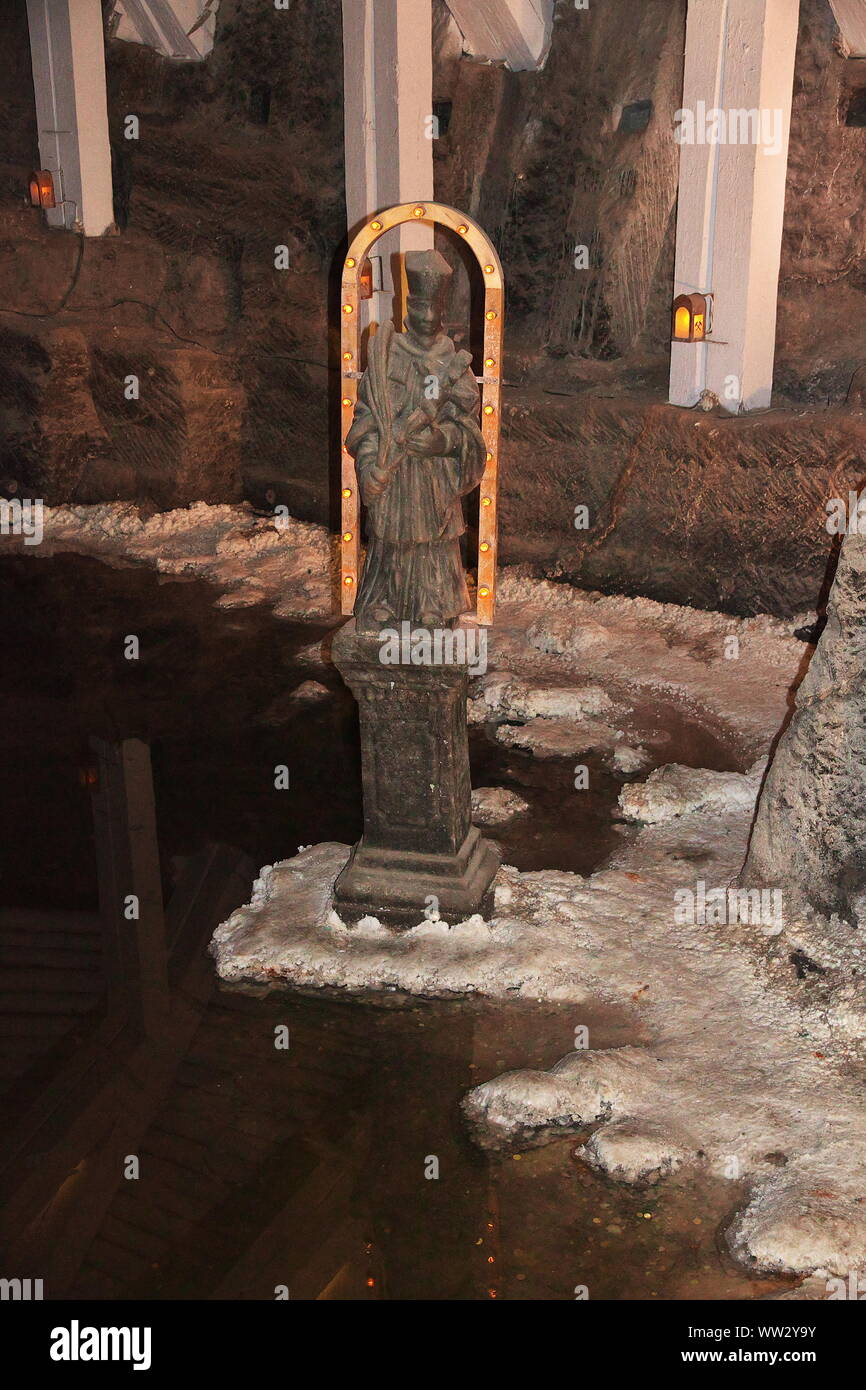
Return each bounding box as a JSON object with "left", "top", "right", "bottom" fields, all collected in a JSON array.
[{"left": 405, "top": 423, "right": 449, "bottom": 457}]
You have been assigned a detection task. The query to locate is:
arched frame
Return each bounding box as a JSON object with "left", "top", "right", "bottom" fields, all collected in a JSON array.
[{"left": 339, "top": 202, "right": 504, "bottom": 626}]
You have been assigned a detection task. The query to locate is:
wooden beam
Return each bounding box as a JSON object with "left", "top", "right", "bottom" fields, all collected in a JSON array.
[
  {"left": 669, "top": 0, "right": 800, "bottom": 412},
  {"left": 90, "top": 737, "right": 168, "bottom": 1035},
  {"left": 828, "top": 0, "right": 866, "bottom": 56},
  {"left": 341, "top": 0, "right": 434, "bottom": 327},
  {"left": 25, "top": 0, "right": 114, "bottom": 235},
  {"left": 0, "top": 843, "right": 254, "bottom": 1295},
  {"left": 445, "top": 0, "right": 554, "bottom": 71}
]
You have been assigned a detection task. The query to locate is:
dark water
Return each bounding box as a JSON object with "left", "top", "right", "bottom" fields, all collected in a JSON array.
[
  {"left": 0, "top": 554, "right": 786, "bottom": 1301},
  {"left": 0, "top": 552, "right": 741, "bottom": 909}
]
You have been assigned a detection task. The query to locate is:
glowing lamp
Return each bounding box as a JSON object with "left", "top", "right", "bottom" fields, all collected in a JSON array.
[
  {"left": 344, "top": 575, "right": 354, "bottom": 586},
  {"left": 483, "top": 404, "right": 494, "bottom": 416},
  {"left": 342, "top": 304, "right": 353, "bottom": 315},
  {"left": 370, "top": 219, "right": 382, "bottom": 231},
  {"left": 457, "top": 225, "right": 469, "bottom": 235},
  {"left": 359, "top": 259, "right": 374, "bottom": 300},
  {"left": 342, "top": 397, "right": 352, "bottom": 408},
  {"left": 412, "top": 205, "right": 426, "bottom": 217},
  {"left": 672, "top": 292, "right": 711, "bottom": 343},
  {"left": 483, "top": 264, "right": 494, "bottom": 275},
  {"left": 342, "top": 487, "right": 352, "bottom": 498},
  {"left": 343, "top": 532, "right": 353, "bottom": 542},
  {"left": 29, "top": 170, "right": 56, "bottom": 209},
  {"left": 345, "top": 257, "right": 356, "bottom": 269},
  {"left": 485, "top": 310, "right": 497, "bottom": 321}
]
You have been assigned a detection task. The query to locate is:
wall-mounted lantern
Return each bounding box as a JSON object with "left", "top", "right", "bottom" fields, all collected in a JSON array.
[
  {"left": 28, "top": 170, "right": 56, "bottom": 210},
  {"left": 357, "top": 256, "right": 384, "bottom": 301},
  {"left": 672, "top": 291, "right": 712, "bottom": 342}
]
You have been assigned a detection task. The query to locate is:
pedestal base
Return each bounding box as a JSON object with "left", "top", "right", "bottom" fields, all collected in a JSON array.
[
  {"left": 331, "top": 619, "right": 501, "bottom": 929},
  {"left": 334, "top": 824, "right": 501, "bottom": 929}
]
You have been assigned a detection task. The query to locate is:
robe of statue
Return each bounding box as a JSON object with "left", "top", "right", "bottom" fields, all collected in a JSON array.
[{"left": 347, "top": 321, "right": 486, "bottom": 631}]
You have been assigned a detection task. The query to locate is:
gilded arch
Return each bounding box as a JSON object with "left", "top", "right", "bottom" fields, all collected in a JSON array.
[{"left": 339, "top": 202, "right": 504, "bottom": 626}]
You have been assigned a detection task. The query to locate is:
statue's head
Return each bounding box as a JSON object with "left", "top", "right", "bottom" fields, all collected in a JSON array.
[{"left": 404, "top": 250, "right": 452, "bottom": 346}]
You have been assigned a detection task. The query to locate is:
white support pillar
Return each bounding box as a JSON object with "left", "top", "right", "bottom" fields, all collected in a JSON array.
[
  {"left": 342, "top": 0, "right": 434, "bottom": 328},
  {"left": 445, "top": 0, "right": 554, "bottom": 71},
  {"left": 828, "top": 0, "right": 866, "bottom": 56},
  {"left": 110, "top": 1, "right": 218, "bottom": 61},
  {"left": 669, "top": 0, "right": 799, "bottom": 413},
  {"left": 26, "top": 0, "right": 114, "bottom": 236}
]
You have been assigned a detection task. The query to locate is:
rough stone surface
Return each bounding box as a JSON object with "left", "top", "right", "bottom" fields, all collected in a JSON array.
[
  {"left": 612, "top": 744, "right": 652, "bottom": 774},
  {"left": 495, "top": 714, "right": 622, "bottom": 760},
  {"left": 619, "top": 762, "right": 763, "bottom": 825},
  {"left": 744, "top": 531, "right": 866, "bottom": 922},
  {"left": 462, "top": 1048, "right": 657, "bottom": 1149},
  {"left": 729, "top": 1156, "right": 866, "bottom": 1277},
  {"left": 470, "top": 786, "right": 530, "bottom": 826},
  {"left": 469, "top": 673, "right": 617, "bottom": 723},
  {"left": 577, "top": 1118, "right": 691, "bottom": 1185}
]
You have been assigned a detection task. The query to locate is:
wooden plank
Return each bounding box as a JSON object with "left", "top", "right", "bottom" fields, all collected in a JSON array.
[
  {"left": 829, "top": 0, "right": 866, "bottom": 55},
  {"left": 90, "top": 737, "right": 168, "bottom": 1034},
  {"left": 210, "top": 1160, "right": 356, "bottom": 1301},
  {"left": 165, "top": 843, "right": 256, "bottom": 979},
  {"left": 0, "top": 908, "right": 102, "bottom": 935},
  {"left": 0, "top": 844, "right": 255, "bottom": 1296},
  {"left": 0, "top": 947, "right": 104, "bottom": 970}
]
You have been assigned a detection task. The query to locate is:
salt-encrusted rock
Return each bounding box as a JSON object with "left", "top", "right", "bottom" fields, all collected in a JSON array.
[
  {"left": 577, "top": 1117, "right": 692, "bottom": 1184},
  {"left": 471, "top": 786, "right": 530, "bottom": 826},
  {"left": 515, "top": 684, "right": 614, "bottom": 720},
  {"left": 287, "top": 679, "right": 331, "bottom": 703},
  {"left": 612, "top": 743, "right": 652, "bottom": 774},
  {"left": 744, "top": 531, "right": 866, "bottom": 922},
  {"left": 258, "top": 680, "right": 332, "bottom": 725},
  {"left": 468, "top": 671, "right": 617, "bottom": 725},
  {"left": 496, "top": 716, "right": 620, "bottom": 759},
  {"left": 729, "top": 1153, "right": 866, "bottom": 1276},
  {"left": 209, "top": 842, "right": 349, "bottom": 984},
  {"left": 526, "top": 612, "right": 612, "bottom": 657},
  {"left": 619, "top": 762, "right": 759, "bottom": 824},
  {"left": 462, "top": 1047, "right": 657, "bottom": 1149}
]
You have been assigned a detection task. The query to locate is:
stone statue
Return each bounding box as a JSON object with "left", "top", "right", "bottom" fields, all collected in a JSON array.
[{"left": 346, "top": 249, "right": 487, "bottom": 634}]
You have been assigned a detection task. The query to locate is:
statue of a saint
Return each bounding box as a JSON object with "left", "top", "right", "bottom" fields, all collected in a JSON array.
[{"left": 346, "top": 249, "right": 487, "bottom": 634}]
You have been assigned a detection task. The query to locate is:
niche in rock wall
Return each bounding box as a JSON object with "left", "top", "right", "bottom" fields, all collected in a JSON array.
[
  {"left": 619, "top": 100, "right": 653, "bottom": 134},
  {"left": 845, "top": 88, "right": 866, "bottom": 125}
]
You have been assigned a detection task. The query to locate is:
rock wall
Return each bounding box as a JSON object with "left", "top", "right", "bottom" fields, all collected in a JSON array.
[
  {"left": 2, "top": 0, "right": 866, "bottom": 614},
  {"left": 498, "top": 390, "right": 865, "bottom": 616},
  {"left": 0, "top": 0, "right": 344, "bottom": 516},
  {"left": 743, "top": 530, "right": 866, "bottom": 920}
]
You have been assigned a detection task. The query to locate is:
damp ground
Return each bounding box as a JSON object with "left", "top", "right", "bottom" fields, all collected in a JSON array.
[{"left": 0, "top": 554, "right": 788, "bottom": 1300}]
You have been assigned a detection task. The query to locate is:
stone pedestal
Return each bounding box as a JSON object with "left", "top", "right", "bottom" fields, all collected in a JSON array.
[{"left": 332, "top": 620, "right": 500, "bottom": 928}]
